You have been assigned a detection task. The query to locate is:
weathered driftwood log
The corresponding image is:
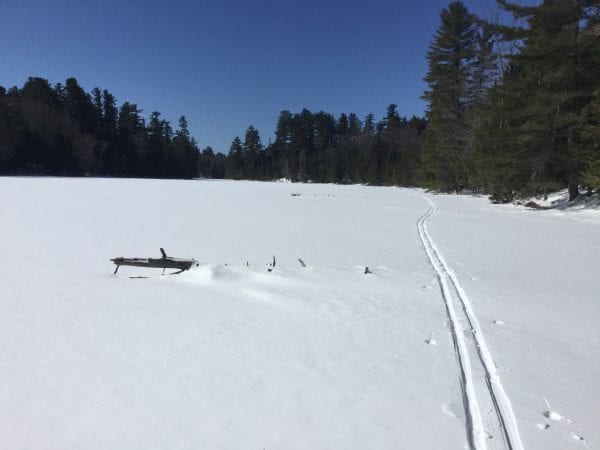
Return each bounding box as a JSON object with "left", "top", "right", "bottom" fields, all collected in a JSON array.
[{"left": 111, "top": 248, "right": 197, "bottom": 274}]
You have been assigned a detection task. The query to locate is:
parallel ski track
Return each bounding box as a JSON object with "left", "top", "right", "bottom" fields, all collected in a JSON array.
[{"left": 417, "top": 195, "right": 524, "bottom": 450}]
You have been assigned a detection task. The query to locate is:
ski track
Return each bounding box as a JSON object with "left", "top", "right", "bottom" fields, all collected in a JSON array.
[{"left": 416, "top": 195, "right": 524, "bottom": 450}]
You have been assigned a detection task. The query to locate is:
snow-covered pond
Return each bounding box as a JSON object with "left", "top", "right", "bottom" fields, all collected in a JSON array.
[{"left": 1, "top": 177, "right": 598, "bottom": 449}]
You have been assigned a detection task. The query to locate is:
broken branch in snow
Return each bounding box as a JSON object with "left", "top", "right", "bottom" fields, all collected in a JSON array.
[{"left": 267, "top": 254, "right": 276, "bottom": 272}]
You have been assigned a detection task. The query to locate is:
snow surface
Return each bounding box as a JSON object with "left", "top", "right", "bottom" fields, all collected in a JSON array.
[{"left": 1, "top": 177, "right": 598, "bottom": 449}]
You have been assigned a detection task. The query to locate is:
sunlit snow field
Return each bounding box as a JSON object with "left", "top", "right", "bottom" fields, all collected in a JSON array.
[{"left": 1, "top": 178, "right": 598, "bottom": 449}]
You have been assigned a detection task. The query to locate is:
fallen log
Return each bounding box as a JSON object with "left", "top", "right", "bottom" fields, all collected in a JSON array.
[{"left": 111, "top": 248, "right": 197, "bottom": 275}]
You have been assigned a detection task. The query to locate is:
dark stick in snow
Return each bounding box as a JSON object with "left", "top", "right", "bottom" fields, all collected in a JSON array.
[{"left": 111, "top": 248, "right": 197, "bottom": 275}]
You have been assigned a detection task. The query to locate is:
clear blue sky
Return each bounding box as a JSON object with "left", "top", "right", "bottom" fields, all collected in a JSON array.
[{"left": 1, "top": 0, "right": 504, "bottom": 153}]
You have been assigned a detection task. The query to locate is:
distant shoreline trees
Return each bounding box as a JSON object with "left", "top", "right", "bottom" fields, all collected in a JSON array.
[
  {"left": 0, "top": 77, "right": 200, "bottom": 179},
  {"left": 221, "top": 108, "right": 426, "bottom": 185},
  {"left": 221, "top": 0, "right": 599, "bottom": 200},
  {"left": 2, "top": 1, "right": 599, "bottom": 201}
]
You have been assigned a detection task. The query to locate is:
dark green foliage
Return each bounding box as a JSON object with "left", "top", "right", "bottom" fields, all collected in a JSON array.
[
  {"left": 6, "top": 0, "right": 596, "bottom": 197},
  {"left": 421, "top": 1, "right": 481, "bottom": 193},
  {"left": 171, "top": 116, "right": 199, "bottom": 179},
  {"left": 198, "top": 146, "right": 226, "bottom": 178},
  {"left": 0, "top": 77, "right": 200, "bottom": 179},
  {"left": 413, "top": 0, "right": 600, "bottom": 199},
  {"left": 242, "top": 125, "right": 263, "bottom": 178},
  {"left": 226, "top": 137, "right": 244, "bottom": 179},
  {"left": 476, "top": 0, "right": 600, "bottom": 200},
  {"left": 222, "top": 107, "right": 427, "bottom": 185},
  {"left": 579, "top": 88, "right": 600, "bottom": 189}
]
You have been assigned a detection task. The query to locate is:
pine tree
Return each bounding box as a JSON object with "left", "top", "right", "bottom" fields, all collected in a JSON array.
[
  {"left": 313, "top": 111, "right": 337, "bottom": 181},
  {"left": 242, "top": 125, "right": 262, "bottom": 178},
  {"left": 579, "top": 88, "right": 600, "bottom": 190},
  {"left": 64, "top": 78, "right": 95, "bottom": 134},
  {"left": 102, "top": 90, "right": 118, "bottom": 133},
  {"left": 116, "top": 102, "right": 144, "bottom": 175},
  {"left": 171, "top": 115, "right": 198, "bottom": 179},
  {"left": 479, "top": 0, "right": 600, "bottom": 200},
  {"left": 356, "top": 113, "right": 377, "bottom": 184},
  {"left": 91, "top": 87, "right": 103, "bottom": 128},
  {"left": 176, "top": 115, "right": 190, "bottom": 139},
  {"left": 421, "top": 1, "right": 480, "bottom": 192},
  {"left": 290, "top": 109, "right": 314, "bottom": 181},
  {"left": 272, "top": 110, "right": 294, "bottom": 180},
  {"left": 226, "top": 136, "right": 243, "bottom": 179}
]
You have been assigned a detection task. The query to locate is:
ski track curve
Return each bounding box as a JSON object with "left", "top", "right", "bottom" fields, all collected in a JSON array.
[{"left": 416, "top": 195, "right": 524, "bottom": 450}]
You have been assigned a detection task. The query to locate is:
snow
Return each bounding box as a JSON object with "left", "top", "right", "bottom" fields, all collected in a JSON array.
[
  {"left": 516, "top": 189, "right": 600, "bottom": 222},
  {"left": 1, "top": 177, "right": 598, "bottom": 449}
]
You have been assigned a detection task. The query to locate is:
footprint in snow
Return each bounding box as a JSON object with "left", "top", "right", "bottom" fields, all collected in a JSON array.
[
  {"left": 543, "top": 410, "right": 563, "bottom": 421},
  {"left": 493, "top": 320, "right": 505, "bottom": 325},
  {"left": 441, "top": 402, "right": 463, "bottom": 420},
  {"left": 571, "top": 433, "right": 587, "bottom": 445},
  {"left": 425, "top": 333, "right": 437, "bottom": 345},
  {"left": 536, "top": 423, "right": 550, "bottom": 430},
  {"left": 542, "top": 397, "right": 571, "bottom": 423}
]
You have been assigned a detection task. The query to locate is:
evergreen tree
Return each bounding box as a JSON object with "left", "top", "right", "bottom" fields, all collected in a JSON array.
[
  {"left": 146, "top": 111, "right": 167, "bottom": 177},
  {"left": 272, "top": 110, "right": 294, "bottom": 179},
  {"left": 19, "top": 77, "right": 75, "bottom": 174},
  {"left": 226, "top": 136, "right": 243, "bottom": 179},
  {"left": 579, "top": 87, "right": 600, "bottom": 190},
  {"left": 64, "top": 78, "right": 95, "bottom": 134},
  {"left": 0, "top": 85, "right": 16, "bottom": 172},
  {"left": 91, "top": 87, "right": 103, "bottom": 128},
  {"left": 102, "top": 90, "right": 118, "bottom": 133},
  {"left": 478, "top": 0, "right": 600, "bottom": 200},
  {"left": 242, "top": 125, "right": 262, "bottom": 178},
  {"left": 117, "top": 102, "right": 144, "bottom": 175},
  {"left": 291, "top": 109, "right": 315, "bottom": 181},
  {"left": 421, "top": 1, "right": 480, "bottom": 192},
  {"left": 313, "top": 111, "right": 337, "bottom": 181},
  {"left": 171, "top": 115, "right": 198, "bottom": 178},
  {"left": 356, "top": 113, "right": 378, "bottom": 184},
  {"left": 0, "top": 77, "right": 202, "bottom": 179},
  {"left": 176, "top": 115, "right": 190, "bottom": 140}
]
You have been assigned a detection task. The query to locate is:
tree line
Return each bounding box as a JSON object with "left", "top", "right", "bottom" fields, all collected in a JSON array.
[
  {"left": 222, "top": 0, "right": 599, "bottom": 200},
  {"left": 0, "top": 77, "right": 200, "bottom": 178},
  {"left": 420, "top": 0, "right": 599, "bottom": 201},
  {"left": 219, "top": 107, "right": 426, "bottom": 185},
  {"left": 2, "top": 0, "right": 599, "bottom": 201}
]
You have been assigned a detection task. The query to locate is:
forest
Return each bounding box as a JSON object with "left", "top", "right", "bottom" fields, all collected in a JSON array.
[{"left": 1, "top": 0, "right": 598, "bottom": 201}]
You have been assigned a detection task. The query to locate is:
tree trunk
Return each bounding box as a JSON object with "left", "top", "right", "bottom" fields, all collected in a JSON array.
[{"left": 568, "top": 183, "right": 579, "bottom": 201}]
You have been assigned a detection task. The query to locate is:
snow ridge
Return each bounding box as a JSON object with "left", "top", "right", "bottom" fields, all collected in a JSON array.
[{"left": 417, "top": 196, "right": 524, "bottom": 450}]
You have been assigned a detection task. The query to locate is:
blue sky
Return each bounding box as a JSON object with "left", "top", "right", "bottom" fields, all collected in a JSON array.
[{"left": 1, "top": 0, "right": 507, "bottom": 152}]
